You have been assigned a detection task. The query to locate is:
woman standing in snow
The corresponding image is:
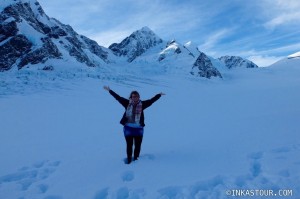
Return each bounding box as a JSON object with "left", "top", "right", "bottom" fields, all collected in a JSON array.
[{"left": 104, "top": 86, "right": 165, "bottom": 164}]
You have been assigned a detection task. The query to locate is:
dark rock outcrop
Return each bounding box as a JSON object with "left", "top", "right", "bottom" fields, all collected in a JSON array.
[
  {"left": 42, "top": 65, "right": 54, "bottom": 71},
  {"left": 18, "top": 37, "right": 62, "bottom": 69},
  {"left": 0, "top": 34, "right": 32, "bottom": 71},
  {"left": 191, "top": 52, "right": 222, "bottom": 78},
  {"left": 218, "top": 56, "right": 258, "bottom": 69},
  {"left": 80, "top": 35, "right": 109, "bottom": 63},
  {"left": 0, "top": 20, "right": 18, "bottom": 42}
]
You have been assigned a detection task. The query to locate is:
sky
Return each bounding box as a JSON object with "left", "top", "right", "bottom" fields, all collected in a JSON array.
[{"left": 37, "top": 0, "right": 300, "bottom": 67}]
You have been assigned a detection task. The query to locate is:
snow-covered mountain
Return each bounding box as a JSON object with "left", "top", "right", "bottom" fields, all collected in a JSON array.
[
  {"left": 218, "top": 55, "right": 258, "bottom": 69},
  {"left": 0, "top": 0, "right": 258, "bottom": 79},
  {"left": 158, "top": 40, "right": 184, "bottom": 62},
  {"left": 109, "top": 26, "right": 163, "bottom": 63},
  {"left": 269, "top": 51, "right": 300, "bottom": 68},
  {"left": 129, "top": 39, "right": 200, "bottom": 75},
  {"left": 116, "top": 34, "right": 257, "bottom": 78},
  {"left": 0, "top": 0, "right": 113, "bottom": 72}
]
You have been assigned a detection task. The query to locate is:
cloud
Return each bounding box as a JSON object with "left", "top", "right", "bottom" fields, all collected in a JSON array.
[
  {"left": 39, "top": 0, "right": 109, "bottom": 25},
  {"left": 265, "top": 12, "right": 300, "bottom": 29},
  {"left": 247, "top": 55, "right": 284, "bottom": 67},
  {"left": 197, "top": 29, "right": 232, "bottom": 55},
  {"left": 74, "top": 0, "right": 213, "bottom": 47},
  {"left": 263, "top": 0, "right": 300, "bottom": 29},
  {"left": 231, "top": 41, "right": 300, "bottom": 67},
  {"left": 110, "top": 1, "right": 206, "bottom": 39},
  {"left": 86, "top": 29, "right": 132, "bottom": 47},
  {"left": 259, "top": 42, "right": 300, "bottom": 55}
]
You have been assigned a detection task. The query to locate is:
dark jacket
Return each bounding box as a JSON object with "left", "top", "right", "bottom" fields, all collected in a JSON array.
[{"left": 109, "top": 90, "right": 161, "bottom": 127}]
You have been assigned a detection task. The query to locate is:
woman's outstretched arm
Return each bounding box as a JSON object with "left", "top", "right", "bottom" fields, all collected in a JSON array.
[
  {"left": 103, "top": 86, "right": 129, "bottom": 108},
  {"left": 142, "top": 92, "right": 165, "bottom": 110}
]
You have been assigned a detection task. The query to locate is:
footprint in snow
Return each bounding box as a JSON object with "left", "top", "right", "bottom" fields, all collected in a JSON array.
[
  {"left": 122, "top": 154, "right": 155, "bottom": 164},
  {"left": 293, "top": 161, "right": 300, "bottom": 165},
  {"left": 247, "top": 151, "right": 263, "bottom": 160},
  {"left": 247, "top": 152, "right": 263, "bottom": 178},
  {"left": 122, "top": 171, "right": 134, "bottom": 182},
  {"left": 94, "top": 187, "right": 109, "bottom": 199},
  {"left": 117, "top": 187, "right": 129, "bottom": 199},
  {"left": 140, "top": 154, "right": 155, "bottom": 160},
  {"left": 43, "top": 195, "right": 63, "bottom": 199},
  {"left": 0, "top": 160, "right": 60, "bottom": 194},
  {"left": 94, "top": 187, "right": 146, "bottom": 199},
  {"left": 271, "top": 146, "right": 291, "bottom": 153}
]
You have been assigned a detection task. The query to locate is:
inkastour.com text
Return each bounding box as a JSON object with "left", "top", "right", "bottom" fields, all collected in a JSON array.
[{"left": 226, "top": 189, "right": 293, "bottom": 197}]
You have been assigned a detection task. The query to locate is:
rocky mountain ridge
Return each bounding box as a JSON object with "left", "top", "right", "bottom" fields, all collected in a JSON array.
[
  {"left": 218, "top": 56, "right": 258, "bottom": 69},
  {"left": 0, "top": 0, "right": 259, "bottom": 79},
  {"left": 0, "top": 0, "right": 112, "bottom": 72}
]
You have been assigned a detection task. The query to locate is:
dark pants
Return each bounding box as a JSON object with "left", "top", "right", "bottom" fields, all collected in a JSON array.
[{"left": 125, "top": 135, "right": 143, "bottom": 160}]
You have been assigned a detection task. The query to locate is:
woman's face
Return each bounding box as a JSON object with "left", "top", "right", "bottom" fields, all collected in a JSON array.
[{"left": 131, "top": 94, "right": 140, "bottom": 103}]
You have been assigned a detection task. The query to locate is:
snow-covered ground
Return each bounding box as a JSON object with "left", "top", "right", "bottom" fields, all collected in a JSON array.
[{"left": 0, "top": 62, "right": 300, "bottom": 199}]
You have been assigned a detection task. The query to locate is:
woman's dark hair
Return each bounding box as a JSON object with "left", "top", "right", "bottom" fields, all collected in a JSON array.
[{"left": 129, "top": 91, "right": 140, "bottom": 99}]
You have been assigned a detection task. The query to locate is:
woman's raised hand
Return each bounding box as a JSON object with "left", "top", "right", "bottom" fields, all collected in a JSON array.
[
  {"left": 160, "top": 92, "right": 166, "bottom": 96},
  {"left": 103, "top": 86, "right": 110, "bottom": 91}
]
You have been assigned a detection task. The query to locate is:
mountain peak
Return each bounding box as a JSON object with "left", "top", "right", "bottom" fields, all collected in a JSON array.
[
  {"left": 134, "top": 26, "right": 158, "bottom": 37},
  {"left": 0, "top": 0, "right": 111, "bottom": 71},
  {"left": 109, "top": 26, "right": 163, "bottom": 62},
  {"left": 139, "top": 26, "right": 152, "bottom": 32},
  {"left": 218, "top": 55, "right": 258, "bottom": 69}
]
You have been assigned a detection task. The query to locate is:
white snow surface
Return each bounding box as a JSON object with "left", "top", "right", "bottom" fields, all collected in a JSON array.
[
  {"left": 270, "top": 53, "right": 300, "bottom": 69},
  {"left": 0, "top": 61, "right": 300, "bottom": 199},
  {"left": 287, "top": 51, "right": 300, "bottom": 59}
]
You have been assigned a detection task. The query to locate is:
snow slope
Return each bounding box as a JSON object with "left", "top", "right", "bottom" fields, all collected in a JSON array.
[
  {"left": 0, "top": 63, "right": 300, "bottom": 199},
  {"left": 287, "top": 51, "right": 300, "bottom": 59},
  {"left": 269, "top": 52, "right": 300, "bottom": 69}
]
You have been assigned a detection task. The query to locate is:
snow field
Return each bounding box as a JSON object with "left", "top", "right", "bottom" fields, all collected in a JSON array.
[{"left": 0, "top": 64, "right": 300, "bottom": 198}]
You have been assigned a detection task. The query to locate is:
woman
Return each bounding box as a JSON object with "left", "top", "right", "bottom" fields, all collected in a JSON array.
[{"left": 104, "top": 86, "right": 165, "bottom": 164}]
